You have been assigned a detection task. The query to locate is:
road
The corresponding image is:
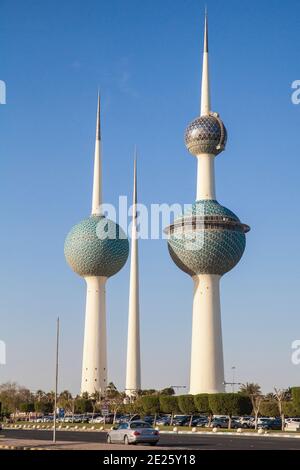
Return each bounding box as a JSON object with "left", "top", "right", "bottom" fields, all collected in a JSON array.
[{"left": 2, "top": 428, "right": 300, "bottom": 450}]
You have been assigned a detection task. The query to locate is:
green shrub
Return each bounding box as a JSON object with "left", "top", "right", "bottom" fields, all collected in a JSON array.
[
  {"left": 177, "top": 395, "right": 197, "bottom": 415},
  {"left": 19, "top": 403, "right": 35, "bottom": 413},
  {"left": 74, "top": 398, "right": 93, "bottom": 414},
  {"left": 194, "top": 394, "right": 211, "bottom": 414},
  {"left": 291, "top": 387, "right": 300, "bottom": 412},
  {"left": 259, "top": 400, "right": 279, "bottom": 417},
  {"left": 140, "top": 396, "right": 160, "bottom": 415},
  {"left": 159, "top": 395, "right": 179, "bottom": 414},
  {"left": 35, "top": 401, "right": 53, "bottom": 414},
  {"left": 209, "top": 393, "right": 252, "bottom": 417}
]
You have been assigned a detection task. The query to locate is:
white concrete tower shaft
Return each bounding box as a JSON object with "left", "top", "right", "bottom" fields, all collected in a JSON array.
[
  {"left": 197, "top": 12, "right": 216, "bottom": 201},
  {"left": 125, "top": 155, "right": 141, "bottom": 397},
  {"left": 92, "top": 92, "right": 102, "bottom": 216},
  {"left": 190, "top": 274, "right": 224, "bottom": 394},
  {"left": 190, "top": 13, "right": 225, "bottom": 394},
  {"left": 81, "top": 95, "right": 107, "bottom": 395}
]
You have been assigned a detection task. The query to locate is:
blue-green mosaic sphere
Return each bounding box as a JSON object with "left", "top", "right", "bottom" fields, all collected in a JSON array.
[
  {"left": 64, "top": 215, "right": 129, "bottom": 278},
  {"left": 185, "top": 114, "right": 227, "bottom": 156},
  {"left": 167, "top": 200, "right": 249, "bottom": 276}
]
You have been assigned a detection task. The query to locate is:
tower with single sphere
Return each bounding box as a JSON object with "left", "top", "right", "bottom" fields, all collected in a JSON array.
[
  {"left": 64, "top": 95, "right": 129, "bottom": 395},
  {"left": 166, "top": 14, "right": 250, "bottom": 394}
]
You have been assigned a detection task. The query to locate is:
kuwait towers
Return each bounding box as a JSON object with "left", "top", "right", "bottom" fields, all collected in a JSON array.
[
  {"left": 125, "top": 155, "right": 141, "bottom": 397},
  {"left": 166, "top": 14, "right": 250, "bottom": 394},
  {"left": 64, "top": 95, "right": 129, "bottom": 395}
]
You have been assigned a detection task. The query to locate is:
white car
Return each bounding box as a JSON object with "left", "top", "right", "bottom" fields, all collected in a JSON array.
[
  {"left": 90, "top": 416, "right": 105, "bottom": 424},
  {"left": 107, "top": 421, "right": 159, "bottom": 446},
  {"left": 286, "top": 417, "right": 300, "bottom": 424}
]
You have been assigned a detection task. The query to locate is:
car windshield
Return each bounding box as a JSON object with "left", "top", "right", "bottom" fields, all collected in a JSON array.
[{"left": 130, "top": 422, "right": 152, "bottom": 429}]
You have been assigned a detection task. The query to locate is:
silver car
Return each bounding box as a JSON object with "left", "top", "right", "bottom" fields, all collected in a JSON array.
[{"left": 107, "top": 420, "right": 159, "bottom": 446}]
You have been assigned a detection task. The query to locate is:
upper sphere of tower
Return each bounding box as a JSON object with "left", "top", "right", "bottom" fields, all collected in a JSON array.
[
  {"left": 185, "top": 113, "right": 227, "bottom": 156},
  {"left": 64, "top": 215, "right": 129, "bottom": 278}
]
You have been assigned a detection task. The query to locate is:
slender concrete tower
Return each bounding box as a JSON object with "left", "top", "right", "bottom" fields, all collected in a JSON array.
[
  {"left": 166, "top": 14, "right": 250, "bottom": 394},
  {"left": 64, "top": 95, "right": 129, "bottom": 395},
  {"left": 125, "top": 154, "right": 141, "bottom": 397}
]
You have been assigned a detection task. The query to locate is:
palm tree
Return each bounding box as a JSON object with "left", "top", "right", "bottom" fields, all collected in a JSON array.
[
  {"left": 239, "top": 383, "right": 261, "bottom": 396},
  {"left": 240, "top": 383, "right": 262, "bottom": 430},
  {"left": 274, "top": 388, "right": 289, "bottom": 431},
  {"left": 106, "top": 382, "right": 118, "bottom": 398},
  {"left": 90, "top": 390, "right": 102, "bottom": 420},
  {"left": 35, "top": 390, "right": 46, "bottom": 402},
  {"left": 58, "top": 390, "right": 73, "bottom": 415}
]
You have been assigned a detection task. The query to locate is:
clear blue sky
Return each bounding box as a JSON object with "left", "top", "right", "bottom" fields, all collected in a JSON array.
[{"left": 0, "top": 0, "right": 300, "bottom": 394}]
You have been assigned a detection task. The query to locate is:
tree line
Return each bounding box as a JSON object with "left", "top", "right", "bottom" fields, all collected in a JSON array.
[{"left": 1, "top": 382, "right": 300, "bottom": 430}]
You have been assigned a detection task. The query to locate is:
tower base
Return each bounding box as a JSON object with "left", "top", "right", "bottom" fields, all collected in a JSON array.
[
  {"left": 81, "top": 276, "right": 107, "bottom": 395},
  {"left": 189, "top": 274, "right": 225, "bottom": 394}
]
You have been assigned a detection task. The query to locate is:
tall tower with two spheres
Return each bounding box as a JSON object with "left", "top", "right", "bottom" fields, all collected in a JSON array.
[
  {"left": 166, "top": 14, "right": 250, "bottom": 394},
  {"left": 64, "top": 95, "right": 129, "bottom": 395}
]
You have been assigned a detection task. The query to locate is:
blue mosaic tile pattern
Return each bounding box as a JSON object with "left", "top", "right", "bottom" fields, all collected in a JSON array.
[
  {"left": 185, "top": 199, "right": 240, "bottom": 220},
  {"left": 64, "top": 215, "right": 129, "bottom": 278},
  {"left": 185, "top": 114, "right": 227, "bottom": 156},
  {"left": 167, "top": 200, "right": 247, "bottom": 276}
]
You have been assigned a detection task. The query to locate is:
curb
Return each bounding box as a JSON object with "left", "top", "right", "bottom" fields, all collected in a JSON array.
[
  {"left": 0, "top": 445, "right": 45, "bottom": 451},
  {"left": 3, "top": 426, "right": 300, "bottom": 440},
  {"left": 159, "top": 430, "right": 300, "bottom": 439}
]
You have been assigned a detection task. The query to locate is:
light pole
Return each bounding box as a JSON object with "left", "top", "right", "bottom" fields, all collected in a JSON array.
[
  {"left": 232, "top": 366, "right": 236, "bottom": 393},
  {"left": 223, "top": 366, "right": 242, "bottom": 394},
  {"left": 53, "top": 317, "right": 59, "bottom": 444}
]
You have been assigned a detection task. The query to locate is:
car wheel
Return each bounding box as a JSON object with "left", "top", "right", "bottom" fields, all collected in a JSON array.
[
  {"left": 124, "top": 435, "right": 130, "bottom": 445},
  {"left": 150, "top": 442, "right": 157, "bottom": 446},
  {"left": 107, "top": 435, "right": 112, "bottom": 444}
]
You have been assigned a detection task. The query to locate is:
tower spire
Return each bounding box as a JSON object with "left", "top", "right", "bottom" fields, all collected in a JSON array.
[
  {"left": 96, "top": 90, "right": 101, "bottom": 141},
  {"left": 125, "top": 148, "right": 141, "bottom": 397},
  {"left": 91, "top": 92, "right": 102, "bottom": 215},
  {"left": 133, "top": 146, "right": 137, "bottom": 214},
  {"left": 201, "top": 10, "right": 211, "bottom": 116}
]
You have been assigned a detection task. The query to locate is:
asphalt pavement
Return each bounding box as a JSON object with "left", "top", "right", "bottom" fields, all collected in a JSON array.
[{"left": 2, "top": 428, "right": 300, "bottom": 450}]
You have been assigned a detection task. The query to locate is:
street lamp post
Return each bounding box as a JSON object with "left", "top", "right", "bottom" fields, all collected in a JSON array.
[
  {"left": 53, "top": 317, "right": 59, "bottom": 444},
  {"left": 232, "top": 366, "right": 236, "bottom": 393}
]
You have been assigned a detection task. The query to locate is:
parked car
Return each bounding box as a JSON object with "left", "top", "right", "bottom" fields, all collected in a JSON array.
[
  {"left": 143, "top": 416, "right": 155, "bottom": 425},
  {"left": 172, "top": 415, "right": 190, "bottom": 426},
  {"left": 112, "top": 415, "right": 129, "bottom": 424},
  {"left": 208, "top": 417, "right": 240, "bottom": 429},
  {"left": 35, "top": 417, "right": 45, "bottom": 423},
  {"left": 195, "top": 417, "right": 208, "bottom": 427},
  {"left": 90, "top": 416, "right": 105, "bottom": 424},
  {"left": 107, "top": 421, "right": 159, "bottom": 446},
  {"left": 129, "top": 414, "right": 141, "bottom": 422},
  {"left": 239, "top": 416, "right": 255, "bottom": 429},
  {"left": 286, "top": 417, "right": 300, "bottom": 425},
  {"left": 258, "top": 418, "right": 282, "bottom": 430},
  {"left": 156, "top": 416, "right": 171, "bottom": 426},
  {"left": 42, "top": 416, "right": 53, "bottom": 422}
]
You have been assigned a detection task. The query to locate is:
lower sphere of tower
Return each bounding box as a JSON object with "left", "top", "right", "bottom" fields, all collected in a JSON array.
[
  {"left": 64, "top": 215, "right": 129, "bottom": 277},
  {"left": 167, "top": 200, "right": 248, "bottom": 276}
]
